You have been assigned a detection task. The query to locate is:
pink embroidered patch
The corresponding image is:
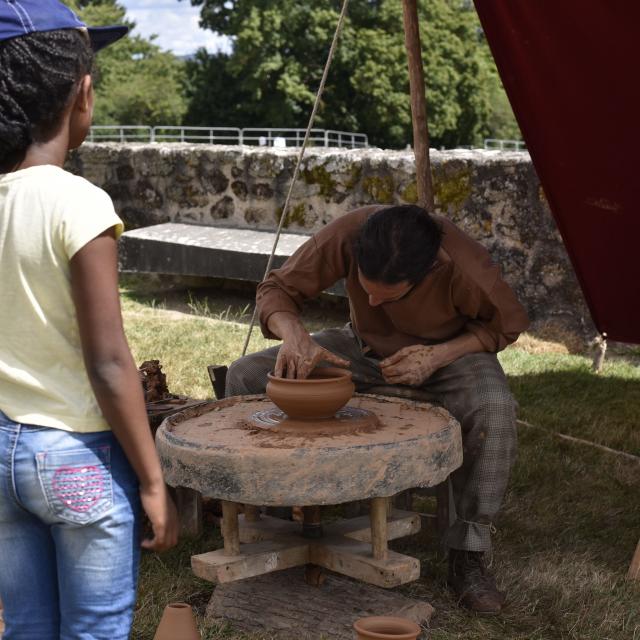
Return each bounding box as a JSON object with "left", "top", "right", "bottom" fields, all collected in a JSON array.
[{"left": 51, "top": 465, "right": 104, "bottom": 512}]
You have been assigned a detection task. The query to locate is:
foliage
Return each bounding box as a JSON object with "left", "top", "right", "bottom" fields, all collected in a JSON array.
[
  {"left": 69, "top": 0, "right": 187, "bottom": 125},
  {"left": 185, "top": 0, "right": 520, "bottom": 148}
]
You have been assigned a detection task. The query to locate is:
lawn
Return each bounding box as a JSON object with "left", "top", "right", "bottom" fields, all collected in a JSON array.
[{"left": 121, "top": 284, "right": 640, "bottom": 640}]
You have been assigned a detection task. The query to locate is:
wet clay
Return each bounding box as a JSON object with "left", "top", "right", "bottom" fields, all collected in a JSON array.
[
  {"left": 162, "top": 395, "right": 453, "bottom": 450},
  {"left": 245, "top": 405, "right": 380, "bottom": 437},
  {"left": 266, "top": 367, "right": 355, "bottom": 419}
]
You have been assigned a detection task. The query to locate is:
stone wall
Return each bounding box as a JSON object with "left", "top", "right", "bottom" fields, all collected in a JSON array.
[{"left": 66, "top": 143, "right": 593, "bottom": 338}]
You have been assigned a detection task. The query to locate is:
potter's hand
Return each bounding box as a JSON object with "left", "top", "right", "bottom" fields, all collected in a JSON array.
[
  {"left": 379, "top": 344, "right": 447, "bottom": 386},
  {"left": 275, "top": 333, "right": 350, "bottom": 379}
]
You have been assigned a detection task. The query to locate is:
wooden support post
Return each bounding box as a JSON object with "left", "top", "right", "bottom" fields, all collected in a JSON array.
[
  {"left": 302, "top": 506, "right": 323, "bottom": 539},
  {"left": 436, "top": 479, "right": 451, "bottom": 536},
  {"left": 221, "top": 500, "right": 240, "bottom": 556},
  {"left": 402, "top": 0, "right": 435, "bottom": 211},
  {"left": 628, "top": 538, "right": 640, "bottom": 581},
  {"left": 370, "top": 497, "right": 389, "bottom": 561},
  {"left": 244, "top": 505, "right": 261, "bottom": 522},
  {"left": 174, "top": 486, "right": 203, "bottom": 538}
]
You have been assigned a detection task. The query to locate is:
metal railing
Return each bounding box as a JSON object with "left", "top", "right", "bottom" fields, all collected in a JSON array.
[
  {"left": 88, "top": 125, "right": 153, "bottom": 143},
  {"left": 484, "top": 138, "right": 527, "bottom": 151},
  {"left": 88, "top": 125, "right": 368, "bottom": 148}
]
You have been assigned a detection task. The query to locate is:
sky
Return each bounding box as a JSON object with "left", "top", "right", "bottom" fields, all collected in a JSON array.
[{"left": 119, "top": 0, "right": 231, "bottom": 56}]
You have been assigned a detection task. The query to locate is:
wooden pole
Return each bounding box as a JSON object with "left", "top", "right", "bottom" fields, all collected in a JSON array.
[
  {"left": 221, "top": 500, "right": 240, "bottom": 556},
  {"left": 370, "top": 497, "right": 389, "bottom": 561},
  {"left": 402, "top": 0, "right": 435, "bottom": 211},
  {"left": 628, "top": 538, "right": 640, "bottom": 581}
]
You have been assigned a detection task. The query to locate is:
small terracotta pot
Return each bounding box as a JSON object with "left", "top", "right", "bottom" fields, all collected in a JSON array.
[
  {"left": 353, "top": 616, "right": 421, "bottom": 640},
  {"left": 153, "top": 602, "right": 200, "bottom": 640},
  {"left": 266, "top": 366, "right": 354, "bottom": 419}
]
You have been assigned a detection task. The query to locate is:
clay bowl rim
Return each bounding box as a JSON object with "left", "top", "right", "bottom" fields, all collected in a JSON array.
[
  {"left": 266, "top": 366, "right": 353, "bottom": 385},
  {"left": 353, "top": 616, "right": 421, "bottom": 640}
]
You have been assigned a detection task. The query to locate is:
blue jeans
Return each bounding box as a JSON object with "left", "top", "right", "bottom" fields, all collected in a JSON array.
[{"left": 0, "top": 410, "right": 141, "bottom": 639}]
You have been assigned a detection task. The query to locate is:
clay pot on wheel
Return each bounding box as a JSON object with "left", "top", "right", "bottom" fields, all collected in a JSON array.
[
  {"left": 266, "top": 367, "right": 354, "bottom": 419},
  {"left": 153, "top": 602, "right": 200, "bottom": 640},
  {"left": 353, "top": 616, "right": 421, "bottom": 640}
]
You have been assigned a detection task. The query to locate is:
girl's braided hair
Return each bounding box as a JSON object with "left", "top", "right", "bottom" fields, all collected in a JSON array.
[{"left": 0, "top": 29, "right": 94, "bottom": 170}]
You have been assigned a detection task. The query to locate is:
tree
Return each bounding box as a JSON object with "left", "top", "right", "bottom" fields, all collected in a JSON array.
[
  {"left": 186, "top": 0, "right": 519, "bottom": 148},
  {"left": 70, "top": 0, "right": 187, "bottom": 125}
]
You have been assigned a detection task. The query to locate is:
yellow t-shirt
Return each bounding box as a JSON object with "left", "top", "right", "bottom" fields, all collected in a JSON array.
[{"left": 0, "top": 165, "right": 124, "bottom": 432}]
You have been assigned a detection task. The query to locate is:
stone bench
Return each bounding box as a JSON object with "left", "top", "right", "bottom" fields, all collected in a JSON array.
[{"left": 118, "top": 222, "right": 346, "bottom": 296}]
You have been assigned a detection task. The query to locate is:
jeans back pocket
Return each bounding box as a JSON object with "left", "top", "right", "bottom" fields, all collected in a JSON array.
[{"left": 36, "top": 445, "right": 114, "bottom": 525}]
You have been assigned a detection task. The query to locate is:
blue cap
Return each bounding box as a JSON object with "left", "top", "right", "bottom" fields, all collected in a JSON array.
[{"left": 0, "top": 0, "right": 128, "bottom": 51}]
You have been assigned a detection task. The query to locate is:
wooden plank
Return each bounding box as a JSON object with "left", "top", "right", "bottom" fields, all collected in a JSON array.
[
  {"left": 206, "top": 567, "right": 434, "bottom": 639},
  {"left": 330, "top": 510, "right": 420, "bottom": 543},
  {"left": 310, "top": 537, "right": 420, "bottom": 588},
  {"left": 237, "top": 510, "right": 419, "bottom": 545},
  {"left": 237, "top": 513, "right": 299, "bottom": 543},
  {"left": 192, "top": 539, "right": 309, "bottom": 584}
]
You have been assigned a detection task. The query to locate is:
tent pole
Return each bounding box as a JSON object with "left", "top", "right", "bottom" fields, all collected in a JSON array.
[{"left": 402, "top": 0, "right": 435, "bottom": 211}]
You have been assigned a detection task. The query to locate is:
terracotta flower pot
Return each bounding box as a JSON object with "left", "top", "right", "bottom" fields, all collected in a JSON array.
[
  {"left": 353, "top": 616, "right": 421, "bottom": 640},
  {"left": 153, "top": 602, "right": 200, "bottom": 640},
  {"left": 266, "top": 366, "right": 354, "bottom": 419}
]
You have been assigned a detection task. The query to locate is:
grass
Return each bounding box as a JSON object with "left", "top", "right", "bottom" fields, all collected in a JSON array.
[{"left": 120, "top": 282, "right": 640, "bottom": 640}]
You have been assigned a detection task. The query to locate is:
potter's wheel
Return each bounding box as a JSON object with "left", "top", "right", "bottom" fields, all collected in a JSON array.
[{"left": 156, "top": 394, "right": 462, "bottom": 506}]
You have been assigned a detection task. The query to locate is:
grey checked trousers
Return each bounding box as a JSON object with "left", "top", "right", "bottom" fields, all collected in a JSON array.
[{"left": 225, "top": 326, "right": 517, "bottom": 552}]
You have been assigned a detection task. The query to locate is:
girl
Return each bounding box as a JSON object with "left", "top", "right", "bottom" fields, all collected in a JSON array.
[{"left": 0, "top": 2, "right": 178, "bottom": 638}]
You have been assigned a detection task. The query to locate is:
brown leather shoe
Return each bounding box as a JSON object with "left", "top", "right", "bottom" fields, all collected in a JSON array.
[{"left": 448, "top": 549, "right": 506, "bottom": 615}]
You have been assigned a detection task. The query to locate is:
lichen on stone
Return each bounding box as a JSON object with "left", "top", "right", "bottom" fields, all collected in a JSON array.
[
  {"left": 362, "top": 175, "right": 395, "bottom": 204},
  {"left": 434, "top": 165, "right": 472, "bottom": 212},
  {"left": 401, "top": 181, "right": 419, "bottom": 204},
  {"left": 275, "top": 202, "right": 307, "bottom": 228},
  {"left": 344, "top": 165, "right": 362, "bottom": 190},
  {"left": 302, "top": 165, "right": 337, "bottom": 199}
]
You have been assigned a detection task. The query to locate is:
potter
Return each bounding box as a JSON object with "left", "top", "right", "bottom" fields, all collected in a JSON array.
[{"left": 225, "top": 203, "right": 529, "bottom": 614}]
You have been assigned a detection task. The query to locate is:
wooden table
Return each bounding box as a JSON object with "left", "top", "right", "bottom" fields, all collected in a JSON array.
[{"left": 156, "top": 394, "right": 462, "bottom": 589}]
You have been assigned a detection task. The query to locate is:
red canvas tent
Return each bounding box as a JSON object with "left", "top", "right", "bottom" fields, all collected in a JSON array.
[{"left": 473, "top": 1, "right": 640, "bottom": 344}]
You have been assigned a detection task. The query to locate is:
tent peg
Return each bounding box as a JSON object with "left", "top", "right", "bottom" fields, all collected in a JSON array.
[{"left": 591, "top": 332, "right": 607, "bottom": 373}]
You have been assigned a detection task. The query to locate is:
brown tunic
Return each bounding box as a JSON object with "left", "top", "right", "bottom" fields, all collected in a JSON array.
[{"left": 257, "top": 206, "right": 529, "bottom": 357}]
